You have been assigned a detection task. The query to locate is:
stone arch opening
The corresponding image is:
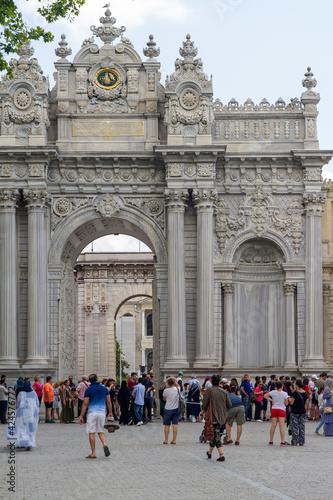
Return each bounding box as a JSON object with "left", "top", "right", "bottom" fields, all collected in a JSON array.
[
  {"left": 48, "top": 206, "right": 165, "bottom": 380},
  {"left": 115, "top": 294, "right": 153, "bottom": 378}
]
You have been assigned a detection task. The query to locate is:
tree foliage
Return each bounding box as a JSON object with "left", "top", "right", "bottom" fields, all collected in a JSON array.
[
  {"left": 115, "top": 340, "right": 130, "bottom": 384},
  {"left": 0, "top": 0, "right": 86, "bottom": 74}
]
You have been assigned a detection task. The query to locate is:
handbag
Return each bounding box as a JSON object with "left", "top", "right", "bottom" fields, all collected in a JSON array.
[
  {"left": 177, "top": 389, "right": 185, "bottom": 414},
  {"left": 203, "top": 388, "right": 214, "bottom": 442},
  {"left": 250, "top": 394, "right": 257, "bottom": 404},
  {"left": 324, "top": 406, "right": 333, "bottom": 414}
]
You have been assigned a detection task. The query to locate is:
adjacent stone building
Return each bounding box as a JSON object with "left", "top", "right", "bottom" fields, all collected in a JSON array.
[{"left": 0, "top": 8, "right": 332, "bottom": 384}]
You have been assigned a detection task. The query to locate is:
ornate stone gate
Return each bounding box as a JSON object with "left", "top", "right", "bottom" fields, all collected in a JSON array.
[{"left": 1, "top": 8, "right": 332, "bottom": 384}]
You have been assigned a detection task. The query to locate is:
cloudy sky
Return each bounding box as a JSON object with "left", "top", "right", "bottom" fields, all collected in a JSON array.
[{"left": 15, "top": 0, "right": 333, "bottom": 251}]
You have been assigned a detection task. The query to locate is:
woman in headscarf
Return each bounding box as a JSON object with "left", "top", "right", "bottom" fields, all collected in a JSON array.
[
  {"left": 7, "top": 381, "right": 39, "bottom": 451},
  {"left": 14, "top": 377, "right": 24, "bottom": 399},
  {"left": 187, "top": 381, "right": 201, "bottom": 422},
  {"left": 61, "top": 380, "right": 74, "bottom": 423},
  {"left": 322, "top": 377, "right": 333, "bottom": 436},
  {"left": 118, "top": 380, "right": 131, "bottom": 425}
]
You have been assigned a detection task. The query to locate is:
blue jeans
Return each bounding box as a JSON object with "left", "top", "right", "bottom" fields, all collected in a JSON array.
[
  {"left": 134, "top": 403, "right": 143, "bottom": 423},
  {"left": 242, "top": 396, "right": 250, "bottom": 420},
  {"left": 145, "top": 398, "right": 152, "bottom": 421}
]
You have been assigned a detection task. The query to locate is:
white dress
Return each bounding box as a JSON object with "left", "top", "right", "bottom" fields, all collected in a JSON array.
[{"left": 7, "top": 391, "right": 39, "bottom": 448}]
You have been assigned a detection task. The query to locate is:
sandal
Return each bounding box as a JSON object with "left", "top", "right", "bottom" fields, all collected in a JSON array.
[
  {"left": 170, "top": 441, "right": 176, "bottom": 444},
  {"left": 224, "top": 439, "right": 233, "bottom": 445},
  {"left": 235, "top": 441, "right": 240, "bottom": 445},
  {"left": 163, "top": 441, "right": 168, "bottom": 444},
  {"left": 86, "top": 455, "right": 97, "bottom": 459}
]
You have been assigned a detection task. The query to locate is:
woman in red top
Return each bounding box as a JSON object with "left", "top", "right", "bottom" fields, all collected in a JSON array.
[
  {"left": 254, "top": 382, "right": 264, "bottom": 422},
  {"left": 33, "top": 375, "right": 43, "bottom": 406},
  {"left": 303, "top": 377, "right": 310, "bottom": 420}
]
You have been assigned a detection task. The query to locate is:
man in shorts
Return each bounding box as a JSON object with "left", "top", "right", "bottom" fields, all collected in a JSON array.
[
  {"left": 79, "top": 373, "right": 113, "bottom": 459},
  {"left": 225, "top": 393, "right": 245, "bottom": 445},
  {"left": 44, "top": 376, "right": 55, "bottom": 423}
]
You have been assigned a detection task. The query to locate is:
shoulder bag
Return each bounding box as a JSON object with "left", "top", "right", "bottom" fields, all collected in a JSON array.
[
  {"left": 203, "top": 388, "right": 214, "bottom": 442},
  {"left": 177, "top": 388, "right": 185, "bottom": 414},
  {"left": 324, "top": 406, "right": 332, "bottom": 414}
]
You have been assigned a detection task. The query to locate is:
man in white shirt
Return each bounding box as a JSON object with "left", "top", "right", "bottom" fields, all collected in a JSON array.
[{"left": 132, "top": 378, "right": 146, "bottom": 426}]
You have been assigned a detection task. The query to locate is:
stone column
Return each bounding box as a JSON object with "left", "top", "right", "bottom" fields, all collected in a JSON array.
[
  {"left": 164, "top": 189, "right": 189, "bottom": 368},
  {"left": 193, "top": 189, "right": 218, "bottom": 367},
  {"left": 302, "top": 192, "right": 327, "bottom": 369},
  {"left": 23, "top": 189, "right": 49, "bottom": 366},
  {"left": 283, "top": 283, "right": 297, "bottom": 368},
  {"left": 323, "top": 284, "right": 332, "bottom": 366},
  {"left": 0, "top": 189, "right": 19, "bottom": 367},
  {"left": 222, "top": 284, "right": 235, "bottom": 368}
]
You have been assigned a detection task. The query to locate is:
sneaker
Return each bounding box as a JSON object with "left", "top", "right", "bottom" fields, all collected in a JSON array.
[
  {"left": 280, "top": 441, "right": 290, "bottom": 446},
  {"left": 136, "top": 422, "right": 143, "bottom": 426},
  {"left": 315, "top": 430, "right": 319, "bottom": 435},
  {"left": 269, "top": 441, "right": 273, "bottom": 446},
  {"left": 216, "top": 456, "right": 225, "bottom": 462},
  {"left": 256, "top": 419, "right": 263, "bottom": 422}
]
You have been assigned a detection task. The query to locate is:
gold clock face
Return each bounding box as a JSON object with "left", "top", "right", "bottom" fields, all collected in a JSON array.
[{"left": 95, "top": 68, "right": 120, "bottom": 89}]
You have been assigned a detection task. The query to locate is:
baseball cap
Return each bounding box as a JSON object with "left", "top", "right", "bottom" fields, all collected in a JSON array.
[
  {"left": 222, "top": 378, "right": 228, "bottom": 383},
  {"left": 311, "top": 374, "right": 318, "bottom": 379},
  {"left": 178, "top": 371, "right": 183, "bottom": 375}
]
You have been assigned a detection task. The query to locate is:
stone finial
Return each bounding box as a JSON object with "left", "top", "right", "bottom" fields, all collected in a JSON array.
[
  {"left": 143, "top": 35, "right": 160, "bottom": 60},
  {"left": 302, "top": 67, "right": 317, "bottom": 90},
  {"left": 55, "top": 34, "right": 72, "bottom": 61},
  {"left": 16, "top": 41, "right": 34, "bottom": 71},
  {"left": 90, "top": 8, "right": 126, "bottom": 44},
  {"left": 179, "top": 34, "right": 198, "bottom": 61}
]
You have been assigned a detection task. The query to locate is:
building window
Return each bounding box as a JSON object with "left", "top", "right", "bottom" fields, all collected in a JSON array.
[
  {"left": 123, "top": 313, "right": 133, "bottom": 317},
  {"left": 146, "top": 313, "right": 153, "bottom": 336},
  {"left": 147, "top": 351, "right": 153, "bottom": 373}
]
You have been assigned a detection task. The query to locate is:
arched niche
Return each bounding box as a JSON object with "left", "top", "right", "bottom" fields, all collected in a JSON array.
[{"left": 230, "top": 238, "right": 286, "bottom": 369}]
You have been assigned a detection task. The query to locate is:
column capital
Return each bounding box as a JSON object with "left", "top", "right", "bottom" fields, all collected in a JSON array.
[
  {"left": 0, "top": 188, "right": 19, "bottom": 211},
  {"left": 303, "top": 192, "right": 326, "bottom": 216},
  {"left": 193, "top": 188, "right": 217, "bottom": 211},
  {"left": 283, "top": 282, "right": 296, "bottom": 295},
  {"left": 223, "top": 283, "right": 235, "bottom": 295},
  {"left": 23, "top": 188, "right": 50, "bottom": 209},
  {"left": 164, "top": 188, "right": 188, "bottom": 212}
]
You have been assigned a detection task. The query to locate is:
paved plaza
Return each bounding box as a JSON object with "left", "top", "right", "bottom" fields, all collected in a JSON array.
[{"left": 0, "top": 417, "right": 332, "bottom": 500}]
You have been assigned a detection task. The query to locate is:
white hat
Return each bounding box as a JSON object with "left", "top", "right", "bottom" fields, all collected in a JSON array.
[
  {"left": 311, "top": 374, "right": 318, "bottom": 380},
  {"left": 222, "top": 378, "right": 228, "bottom": 383}
]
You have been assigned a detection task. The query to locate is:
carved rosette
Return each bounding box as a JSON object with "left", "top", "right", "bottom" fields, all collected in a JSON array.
[
  {"left": 0, "top": 41, "right": 49, "bottom": 140},
  {"left": 164, "top": 189, "right": 188, "bottom": 213},
  {"left": 95, "top": 194, "right": 120, "bottom": 217},
  {"left": 283, "top": 283, "right": 296, "bottom": 296}
]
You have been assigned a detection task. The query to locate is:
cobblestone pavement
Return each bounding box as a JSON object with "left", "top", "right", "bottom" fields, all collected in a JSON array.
[{"left": 0, "top": 417, "right": 332, "bottom": 500}]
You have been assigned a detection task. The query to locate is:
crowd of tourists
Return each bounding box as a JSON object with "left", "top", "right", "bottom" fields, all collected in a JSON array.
[{"left": 1, "top": 370, "right": 333, "bottom": 459}]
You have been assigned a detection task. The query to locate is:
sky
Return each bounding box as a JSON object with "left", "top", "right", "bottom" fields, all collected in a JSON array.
[{"left": 12, "top": 0, "right": 333, "bottom": 252}]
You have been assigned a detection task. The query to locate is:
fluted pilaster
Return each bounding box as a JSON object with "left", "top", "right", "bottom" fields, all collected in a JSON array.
[
  {"left": 23, "top": 189, "right": 50, "bottom": 366},
  {"left": 222, "top": 284, "right": 235, "bottom": 368},
  {"left": 164, "top": 189, "right": 189, "bottom": 368},
  {"left": 302, "top": 192, "right": 327, "bottom": 369},
  {"left": 283, "top": 282, "right": 297, "bottom": 368},
  {"left": 0, "top": 189, "right": 19, "bottom": 367},
  {"left": 193, "top": 189, "right": 218, "bottom": 367}
]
